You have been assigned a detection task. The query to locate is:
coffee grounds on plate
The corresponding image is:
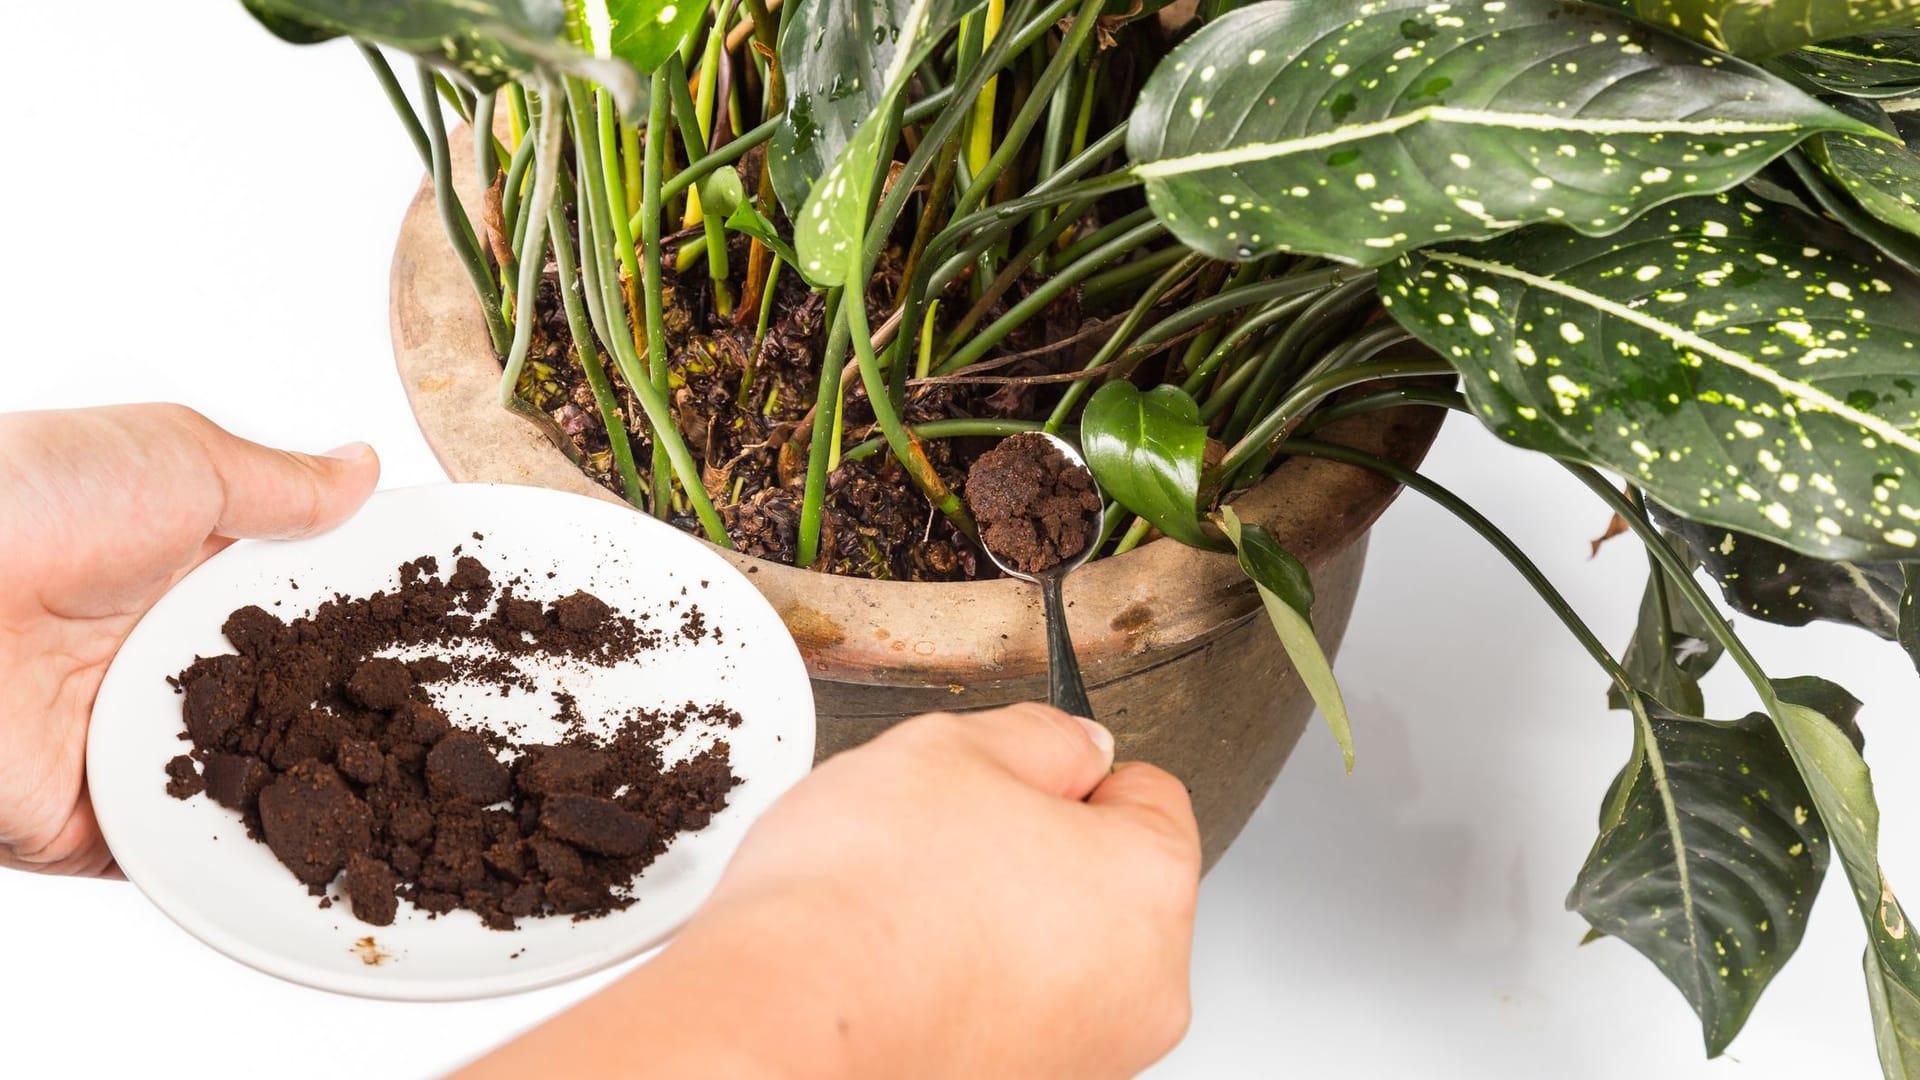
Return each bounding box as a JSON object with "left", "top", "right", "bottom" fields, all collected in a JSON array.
[
  {"left": 164, "top": 553, "right": 741, "bottom": 930},
  {"left": 966, "top": 433, "right": 1102, "bottom": 574}
]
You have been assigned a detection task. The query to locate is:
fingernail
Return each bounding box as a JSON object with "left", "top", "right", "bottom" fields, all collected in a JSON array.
[
  {"left": 323, "top": 441, "right": 373, "bottom": 462},
  {"left": 1075, "top": 716, "right": 1114, "bottom": 760}
]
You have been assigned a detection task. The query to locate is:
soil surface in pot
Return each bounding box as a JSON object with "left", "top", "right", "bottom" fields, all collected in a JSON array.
[
  {"left": 967, "top": 433, "right": 1102, "bottom": 574},
  {"left": 506, "top": 159, "right": 1097, "bottom": 583},
  {"left": 164, "top": 551, "right": 740, "bottom": 930}
]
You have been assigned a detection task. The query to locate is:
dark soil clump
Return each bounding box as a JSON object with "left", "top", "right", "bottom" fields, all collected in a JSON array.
[
  {"left": 165, "top": 552, "right": 742, "bottom": 930},
  {"left": 966, "top": 433, "right": 1103, "bottom": 575}
]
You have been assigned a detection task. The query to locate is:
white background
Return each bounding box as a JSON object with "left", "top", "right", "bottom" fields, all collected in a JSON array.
[{"left": 3, "top": 4, "right": 1912, "bottom": 1076}]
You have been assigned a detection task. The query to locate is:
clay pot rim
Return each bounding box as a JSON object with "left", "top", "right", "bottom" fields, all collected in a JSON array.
[{"left": 389, "top": 138, "right": 1445, "bottom": 687}]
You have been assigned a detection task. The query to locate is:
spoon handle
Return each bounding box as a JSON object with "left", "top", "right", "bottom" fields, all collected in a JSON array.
[{"left": 1042, "top": 574, "right": 1094, "bottom": 720}]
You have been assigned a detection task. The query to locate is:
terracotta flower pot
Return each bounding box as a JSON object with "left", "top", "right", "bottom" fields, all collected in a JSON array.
[{"left": 389, "top": 135, "right": 1444, "bottom": 866}]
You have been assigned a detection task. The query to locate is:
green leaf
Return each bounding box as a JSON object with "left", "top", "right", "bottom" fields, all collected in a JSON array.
[
  {"left": 1381, "top": 192, "right": 1920, "bottom": 562},
  {"left": 1778, "top": 146, "right": 1920, "bottom": 276},
  {"left": 792, "top": 118, "right": 889, "bottom": 286},
  {"left": 1780, "top": 31, "right": 1920, "bottom": 98},
  {"left": 1898, "top": 565, "right": 1920, "bottom": 675},
  {"left": 1124, "top": 0, "right": 1875, "bottom": 267},
  {"left": 1811, "top": 107, "right": 1920, "bottom": 247},
  {"left": 1219, "top": 506, "right": 1354, "bottom": 773},
  {"left": 1747, "top": 675, "right": 1920, "bottom": 1079},
  {"left": 1569, "top": 695, "right": 1830, "bottom": 1056},
  {"left": 724, "top": 201, "right": 800, "bottom": 267},
  {"left": 571, "top": 0, "right": 705, "bottom": 73},
  {"left": 1080, "top": 382, "right": 1216, "bottom": 550},
  {"left": 242, "top": 0, "right": 643, "bottom": 110},
  {"left": 1610, "top": 559, "right": 1724, "bottom": 715},
  {"left": 768, "top": 0, "right": 984, "bottom": 220},
  {"left": 699, "top": 164, "right": 747, "bottom": 220},
  {"left": 1653, "top": 510, "right": 1905, "bottom": 638},
  {"left": 1634, "top": 0, "right": 1920, "bottom": 59}
]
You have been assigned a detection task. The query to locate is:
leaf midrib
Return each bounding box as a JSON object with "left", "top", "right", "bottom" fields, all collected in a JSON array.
[
  {"left": 1131, "top": 106, "right": 1819, "bottom": 180},
  {"left": 1420, "top": 248, "right": 1920, "bottom": 458}
]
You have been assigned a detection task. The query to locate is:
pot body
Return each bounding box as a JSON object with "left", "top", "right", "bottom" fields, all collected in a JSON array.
[{"left": 390, "top": 133, "right": 1443, "bottom": 866}]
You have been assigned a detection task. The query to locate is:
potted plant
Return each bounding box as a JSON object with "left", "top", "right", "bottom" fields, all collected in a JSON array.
[{"left": 244, "top": 0, "right": 1920, "bottom": 1070}]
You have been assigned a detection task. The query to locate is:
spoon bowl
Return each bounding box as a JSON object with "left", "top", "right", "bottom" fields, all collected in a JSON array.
[{"left": 974, "top": 432, "right": 1104, "bottom": 719}]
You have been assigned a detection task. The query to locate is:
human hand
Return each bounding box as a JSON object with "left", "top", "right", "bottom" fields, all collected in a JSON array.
[
  {"left": 477, "top": 703, "right": 1201, "bottom": 1080},
  {"left": 0, "top": 405, "right": 378, "bottom": 876}
]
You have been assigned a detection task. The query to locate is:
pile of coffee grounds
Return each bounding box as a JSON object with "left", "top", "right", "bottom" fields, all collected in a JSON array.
[
  {"left": 163, "top": 552, "right": 741, "bottom": 930},
  {"left": 966, "top": 433, "right": 1103, "bottom": 574}
]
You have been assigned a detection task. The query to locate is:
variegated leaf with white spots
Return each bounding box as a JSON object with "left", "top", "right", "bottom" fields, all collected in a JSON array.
[
  {"left": 1653, "top": 508, "right": 1907, "bottom": 638},
  {"left": 1570, "top": 694, "right": 1831, "bottom": 1056},
  {"left": 1810, "top": 105, "right": 1920, "bottom": 246},
  {"left": 1609, "top": 557, "right": 1723, "bottom": 715},
  {"left": 1382, "top": 193, "right": 1920, "bottom": 561},
  {"left": 569, "top": 0, "right": 705, "bottom": 74},
  {"left": 1635, "top": 0, "right": 1920, "bottom": 60},
  {"left": 1781, "top": 30, "right": 1920, "bottom": 98},
  {"left": 781, "top": 0, "right": 983, "bottom": 285},
  {"left": 1123, "top": 0, "right": 1877, "bottom": 267}
]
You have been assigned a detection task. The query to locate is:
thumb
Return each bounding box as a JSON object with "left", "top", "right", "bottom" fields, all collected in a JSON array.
[
  {"left": 1086, "top": 762, "right": 1201, "bottom": 860},
  {"left": 178, "top": 414, "right": 381, "bottom": 539},
  {"left": 937, "top": 702, "right": 1116, "bottom": 801}
]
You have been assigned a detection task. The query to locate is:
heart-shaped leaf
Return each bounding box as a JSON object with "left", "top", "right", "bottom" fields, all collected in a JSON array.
[
  {"left": 1081, "top": 382, "right": 1216, "bottom": 550},
  {"left": 1634, "top": 0, "right": 1920, "bottom": 59},
  {"left": 572, "top": 0, "right": 705, "bottom": 74},
  {"left": 1381, "top": 192, "right": 1920, "bottom": 561},
  {"left": 768, "top": 0, "right": 983, "bottom": 220},
  {"left": 1781, "top": 31, "right": 1920, "bottom": 98},
  {"left": 1124, "top": 0, "right": 1875, "bottom": 267},
  {"left": 1570, "top": 694, "right": 1831, "bottom": 1056},
  {"left": 1653, "top": 509, "right": 1905, "bottom": 639},
  {"left": 1220, "top": 507, "right": 1353, "bottom": 772},
  {"left": 243, "top": 0, "right": 643, "bottom": 109}
]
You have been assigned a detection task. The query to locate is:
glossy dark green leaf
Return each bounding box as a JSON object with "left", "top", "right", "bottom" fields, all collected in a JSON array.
[
  {"left": 1781, "top": 31, "right": 1920, "bottom": 98},
  {"left": 1382, "top": 192, "right": 1920, "bottom": 561},
  {"left": 1081, "top": 382, "right": 1215, "bottom": 550},
  {"left": 242, "top": 0, "right": 339, "bottom": 42},
  {"left": 1811, "top": 105, "right": 1920, "bottom": 248},
  {"left": 1570, "top": 695, "right": 1830, "bottom": 1056},
  {"left": 1634, "top": 0, "right": 1920, "bottom": 59},
  {"left": 724, "top": 201, "right": 800, "bottom": 266},
  {"left": 1654, "top": 509, "right": 1905, "bottom": 638},
  {"left": 1610, "top": 560, "right": 1724, "bottom": 715},
  {"left": 1124, "top": 0, "right": 1874, "bottom": 267},
  {"left": 242, "top": 0, "right": 643, "bottom": 109},
  {"left": 768, "top": 0, "right": 983, "bottom": 220},
  {"left": 1899, "top": 565, "right": 1920, "bottom": 675},
  {"left": 1219, "top": 506, "right": 1352, "bottom": 772},
  {"left": 1778, "top": 147, "right": 1920, "bottom": 276}
]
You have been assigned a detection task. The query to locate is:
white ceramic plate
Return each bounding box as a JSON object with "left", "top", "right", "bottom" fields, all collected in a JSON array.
[{"left": 87, "top": 483, "right": 815, "bottom": 1001}]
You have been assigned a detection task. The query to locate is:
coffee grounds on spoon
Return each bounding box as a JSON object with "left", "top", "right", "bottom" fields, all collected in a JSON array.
[
  {"left": 966, "top": 433, "right": 1103, "bottom": 574},
  {"left": 164, "top": 553, "right": 740, "bottom": 930}
]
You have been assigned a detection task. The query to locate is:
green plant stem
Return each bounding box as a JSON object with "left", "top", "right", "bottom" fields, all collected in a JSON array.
[
  {"left": 593, "top": 88, "right": 643, "bottom": 288},
  {"left": 385, "top": 57, "right": 507, "bottom": 355},
  {"left": 1219, "top": 356, "right": 1454, "bottom": 479},
  {"left": 1081, "top": 246, "right": 1190, "bottom": 304},
  {"left": 796, "top": 292, "right": 849, "bottom": 568},
  {"left": 497, "top": 79, "right": 563, "bottom": 407},
  {"left": 641, "top": 69, "right": 693, "bottom": 524},
  {"left": 1216, "top": 276, "right": 1377, "bottom": 441},
  {"left": 848, "top": 279, "right": 976, "bottom": 537},
  {"left": 1293, "top": 385, "right": 1470, "bottom": 433},
  {"left": 550, "top": 204, "right": 644, "bottom": 505},
  {"left": 1053, "top": 205, "right": 1154, "bottom": 267},
  {"left": 1111, "top": 516, "right": 1153, "bottom": 556},
  {"left": 1045, "top": 253, "right": 1207, "bottom": 431},
  {"left": 942, "top": 195, "right": 1095, "bottom": 349},
  {"left": 1279, "top": 439, "right": 1632, "bottom": 689},
  {"left": 501, "top": 130, "right": 536, "bottom": 242},
  {"left": 1180, "top": 293, "right": 1315, "bottom": 397},
  {"left": 937, "top": 219, "right": 1166, "bottom": 374},
  {"left": 359, "top": 44, "right": 431, "bottom": 164},
  {"left": 474, "top": 89, "right": 499, "bottom": 181},
  {"left": 745, "top": 255, "right": 785, "bottom": 397},
  {"left": 953, "top": 0, "right": 1104, "bottom": 218},
  {"left": 842, "top": 418, "right": 1052, "bottom": 463}
]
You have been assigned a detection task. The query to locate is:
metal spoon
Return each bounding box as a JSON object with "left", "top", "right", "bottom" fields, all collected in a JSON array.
[{"left": 976, "top": 432, "right": 1103, "bottom": 719}]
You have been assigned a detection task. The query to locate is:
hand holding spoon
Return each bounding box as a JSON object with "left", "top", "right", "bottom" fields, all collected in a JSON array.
[{"left": 968, "top": 432, "right": 1105, "bottom": 719}]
